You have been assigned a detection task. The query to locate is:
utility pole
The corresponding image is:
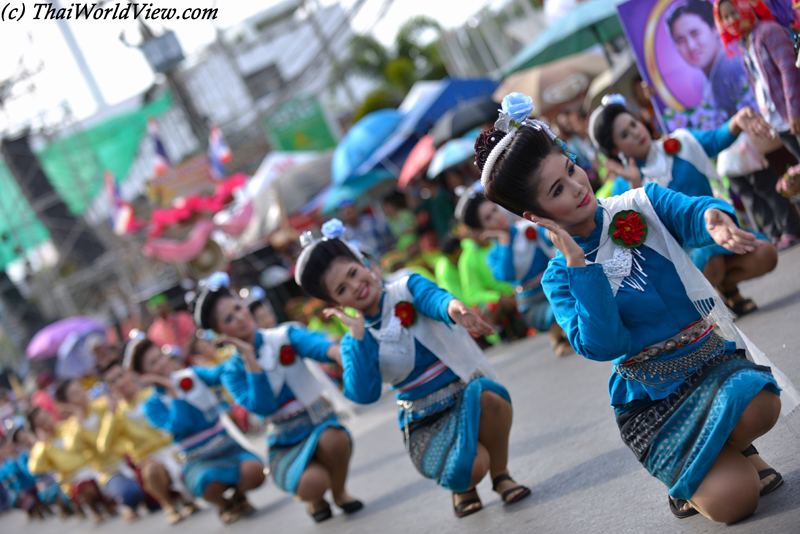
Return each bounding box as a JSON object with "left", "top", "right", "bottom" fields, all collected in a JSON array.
[{"left": 306, "top": 0, "right": 357, "bottom": 108}]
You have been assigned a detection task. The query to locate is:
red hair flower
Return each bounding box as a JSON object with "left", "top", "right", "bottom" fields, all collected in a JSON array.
[
  {"left": 178, "top": 377, "right": 193, "bottom": 392},
  {"left": 525, "top": 227, "right": 537, "bottom": 241},
  {"left": 663, "top": 138, "right": 681, "bottom": 156},
  {"left": 609, "top": 210, "right": 648, "bottom": 248},
  {"left": 279, "top": 345, "right": 296, "bottom": 366},
  {"left": 394, "top": 301, "right": 416, "bottom": 328}
]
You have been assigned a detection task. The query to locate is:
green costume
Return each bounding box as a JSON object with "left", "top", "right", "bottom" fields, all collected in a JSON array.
[{"left": 458, "top": 238, "right": 514, "bottom": 308}]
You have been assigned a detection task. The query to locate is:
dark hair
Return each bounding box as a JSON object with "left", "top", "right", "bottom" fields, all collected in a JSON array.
[
  {"left": 667, "top": 0, "right": 715, "bottom": 38},
  {"left": 462, "top": 193, "right": 489, "bottom": 229},
  {"left": 53, "top": 379, "right": 75, "bottom": 403},
  {"left": 590, "top": 103, "right": 630, "bottom": 163},
  {"left": 441, "top": 235, "right": 462, "bottom": 255},
  {"left": 194, "top": 287, "right": 234, "bottom": 331},
  {"left": 296, "top": 239, "right": 361, "bottom": 301},
  {"left": 474, "top": 126, "right": 565, "bottom": 217},
  {"left": 27, "top": 407, "right": 43, "bottom": 435},
  {"left": 247, "top": 300, "right": 264, "bottom": 314},
  {"left": 98, "top": 359, "right": 123, "bottom": 377},
  {"left": 383, "top": 191, "right": 407, "bottom": 210},
  {"left": 10, "top": 426, "right": 24, "bottom": 443},
  {"left": 129, "top": 338, "right": 156, "bottom": 374}
]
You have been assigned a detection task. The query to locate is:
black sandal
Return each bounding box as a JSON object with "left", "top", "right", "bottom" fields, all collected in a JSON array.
[
  {"left": 309, "top": 501, "right": 332, "bottom": 523},
  {"left": 218, "top": 502, "right": 243, "bottom": 524},
  {"left": 741, "top": 445, "right": 784, "bottom": 496},
  {"left": 452, "top": 488, "right": 482, "bottom": 518},
  {"left": 337, "top": 500, "right": 364, "bottom": 514},
  {"left": 721, "top": 289, "right": 758, "bottom": 317},
  {"left": 669, "top": 496, "right": 699, "bottom": 519},
  {"left": 492, "top": 474, "right": 531, "bottom": 504}
]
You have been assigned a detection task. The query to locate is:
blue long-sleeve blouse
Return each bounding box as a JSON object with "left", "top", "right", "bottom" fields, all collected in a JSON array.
[
  {"left": 542, "top": 184, "right": 738, "bottom": 405},
  {"left": 220, "top": 326, "right": 333, "bottom": 417},
  {"left": 486, "top": 225, "right": 552, "bottom": 287},
  {"left": 142, "top": 364, "right": 226, "bottom": 448},
  {"left": 615, "top": 122, "right": 737, "bottom": 198},
  {"left": 340, "top": 274, "right": 460, "bottom": 428}
]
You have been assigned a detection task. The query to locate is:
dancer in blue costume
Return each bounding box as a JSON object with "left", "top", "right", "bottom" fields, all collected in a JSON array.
[
  {"left": 590, "top": 96, "right": 778, "bottom": 317},
  {"left": 295, "top": 218, "right": 530, "bottom": 519},
  {"left": 193, "top": 273, "right": 362, "bottom": 523},
  {"left": 477, "top": 92, "right": 799, "bottom": 524},
  {"left": 126, "top": 336, "right": 265, "bottom": 524},
  {"left": 456, "top": 184, "right": 571, "bottom": 356}
]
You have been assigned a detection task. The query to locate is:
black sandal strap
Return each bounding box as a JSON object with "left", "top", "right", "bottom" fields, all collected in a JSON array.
[
  {"left": 741, "top": 444, "right": 758, "bottom": 457},
  {"left": 721, "top": 288, "right": 741, "bottom": 299},
  {"left": 492, "top": 474, "right": 513, "bottom": 492}
]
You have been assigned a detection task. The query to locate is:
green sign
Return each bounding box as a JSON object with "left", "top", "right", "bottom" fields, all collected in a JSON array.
[{"left": 264, "top": 94, "right": 338, "bottom": 151}]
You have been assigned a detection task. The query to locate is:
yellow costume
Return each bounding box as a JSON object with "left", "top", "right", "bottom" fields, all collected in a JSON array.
[
  {"left": 28, "top": 423, "right": 93, "bottom": 493},
  {"left": 97, "top": 388, "right": 172, "bottom": 465},
  {"left": 60, "top": 397, "right": 127, "bottom": 485}
]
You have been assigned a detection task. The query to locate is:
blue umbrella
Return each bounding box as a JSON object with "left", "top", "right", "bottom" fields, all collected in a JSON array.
[
  {"left": 332, "top": 109, "right": 403, "bottom": 185},
  {"left": 355, "top": 78, "right": 499, "bottom": 177},
  {"left": 501, "top": 0, "right": 628, "bottom": 76},
  {"left": 322, "top": 170, "right": 395, "bottom": 213},
  {"left": 426, "top": 139, "right": 475, "bottom": 179}
]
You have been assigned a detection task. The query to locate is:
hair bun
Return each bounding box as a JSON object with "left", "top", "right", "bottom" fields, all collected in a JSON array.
[{"left": 474, "top": 127, "right": 506, "bottom": 172}]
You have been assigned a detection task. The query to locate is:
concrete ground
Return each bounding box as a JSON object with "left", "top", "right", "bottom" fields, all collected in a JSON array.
[{"left": 4, "top": 247, "right": 799, "bottom": 534}]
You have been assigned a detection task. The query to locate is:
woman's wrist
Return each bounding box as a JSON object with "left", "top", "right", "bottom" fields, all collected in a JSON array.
[
  {"left": 566, "top": 255, "right": 586, "bottom": 268},
  {"left": 729, "top": 117, "right": 743, "bottom": 137}
]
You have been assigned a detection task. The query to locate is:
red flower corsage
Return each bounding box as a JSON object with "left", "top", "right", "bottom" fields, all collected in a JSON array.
[
  {"left": 279, "top": 345, "right": 296, "bottom": 366},
  {"left": 394, "top": 301, "right": 416, "bottom": 327},
  {"left": 663, "top": 138, "right": 681, "bottom": 156},
  {"left": 524, "top": 227, "right": 537, "bottom": 241},
  {"left": 178, "top": 377, "right": 193, "bottom": 392},
  {"left": 609, "top": 210, "right": 648, "bottom": 248}
]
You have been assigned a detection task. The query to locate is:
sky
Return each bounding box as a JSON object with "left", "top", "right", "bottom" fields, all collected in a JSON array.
[{"left": 0, "top": 0, "right": 496, "bottom": 130}]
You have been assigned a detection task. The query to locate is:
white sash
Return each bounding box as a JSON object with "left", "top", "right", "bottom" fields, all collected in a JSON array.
[
  {"left": 597, "top": 189, "right": 800, "bottom": 420},
  {"left": 640, "top": 129, "right": 719, "bottom": 189},
  {"left": 511, "top": 220, "right": 556, "bottom": 282},
  {"left": 169, "top": 368, "right": 220, "bottom": 424},
  {"left": 369, "top": 276, "right": 498, "bottom": 386}
]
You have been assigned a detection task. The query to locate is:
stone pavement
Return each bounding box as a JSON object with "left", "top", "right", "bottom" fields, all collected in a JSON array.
[{"left": 5, "top": 247, "right": 799, "bottom": 534}]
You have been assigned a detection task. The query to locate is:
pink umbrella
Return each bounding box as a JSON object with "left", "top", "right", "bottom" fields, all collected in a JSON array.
[
  {"left": 26, "top": 317, "right": 108, "bottom": 361},
  {"left": 398, "top": 135, "right": 436, "bottom": 190}
]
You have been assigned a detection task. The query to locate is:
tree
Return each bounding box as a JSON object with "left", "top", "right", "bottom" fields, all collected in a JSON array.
[{"left": 332, "top": 15, "right": 447, "bottom": 121}]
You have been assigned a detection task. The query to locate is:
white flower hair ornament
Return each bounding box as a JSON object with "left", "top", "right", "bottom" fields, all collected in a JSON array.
[
  {"left": 480, "top": 93, "right": 558, "bottom": 188},
  {"left": 294, "top": 218, "right": 369, "bottom": 287}
]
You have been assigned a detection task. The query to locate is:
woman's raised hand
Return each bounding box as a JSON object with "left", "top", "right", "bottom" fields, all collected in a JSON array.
[
  {"left": 530, "top": 216, "right": 586, "bottom": 267},
  {"left": 447, "top": 299, "right": 494, "bottom": 337},
  {"left": 604, "top": 157, "right": 642, "bottom": 188},
  {"left": 217, "top": 335, "right": 259, "bottom": 372},
  {"left": 705, "top": 208, "right": 760, "bottom": 254},
  {"left": 324, "top": 308, "right": 366, "bottom": 341}
]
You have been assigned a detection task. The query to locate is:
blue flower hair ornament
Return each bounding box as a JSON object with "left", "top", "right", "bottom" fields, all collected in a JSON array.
[{"left": 321, "top": 218, "right": 345, "bottom": 239}]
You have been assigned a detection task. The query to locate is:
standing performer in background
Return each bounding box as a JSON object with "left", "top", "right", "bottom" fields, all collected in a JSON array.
[{"left": 296, "top": 219, "right": 530, "bottom": 518}]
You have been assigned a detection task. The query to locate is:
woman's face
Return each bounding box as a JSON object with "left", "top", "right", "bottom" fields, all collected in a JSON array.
[
  {"left": 64, "top": 381, "right": 88, "bottom": 407},
  {"left": 32, "top": 409, "right": 54, "bottom": 433},
  {"left": 533, "top": 153, "right": 598, "bottom": 227},
  {"left": 671, "top": 13, "right": 720, "bottom": 70},
  {"left": 322, "top": 258, "right": 382, "bottom": 312},
  {"left": 477, "top": 201, "right": 509, "bottom": 231},
  {"left": 142, "top": 346, "right": 170, "bottom": 377},
  {"left": 718, "top": 1, "right": 742, "bottom": 33},
  {"left": 252, "top": 305, "right": 276, "bottom": 329},
  {"left": 611, "top": 113, "right": 652, "bottom": 161},
  {"left": 103, "top": 365, "right": 137, "bottom": 398},
  {"left": 213, "top": 296, "right": 255, "bottom": 340}
]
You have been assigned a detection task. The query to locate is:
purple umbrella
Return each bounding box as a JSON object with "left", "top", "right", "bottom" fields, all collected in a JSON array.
[{"left": 26, "top": 317, "right": 108, "bottom": 361}]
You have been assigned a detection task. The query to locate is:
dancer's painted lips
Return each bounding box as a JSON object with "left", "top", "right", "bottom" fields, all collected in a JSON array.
[{"left": 578, "top": 192, "right": 590, "bottom": 208}]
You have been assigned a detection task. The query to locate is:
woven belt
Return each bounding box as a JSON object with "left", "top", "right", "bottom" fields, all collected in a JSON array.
[
  {"left": 177, "top": 432, "right": 234, "bottom": 463},
  {"left": 398, "top": 380, "right": 466, "bottom": 452},
  {"left": 624, "top": 319, "right": 713, "bottom": 364},
  {"left": 614, "top": 332, "right": 726, "bottom": 388},
  {"left": 266, "top": 398, "right": 335, "bottom": 440}
]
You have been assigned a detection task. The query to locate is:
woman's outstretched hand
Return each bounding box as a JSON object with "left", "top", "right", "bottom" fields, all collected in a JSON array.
[
  {"left": 447, "top": 299, "right": 494, "bottom": 337},
  {"left": 604, "top": 157, "right": 642, "bottom": 189},
  {"left": 705, "top": 208, "right": 760, "bottom": 254},
  {"left": 730, "top": 107, "right": 772, "bottom": 140},
  {"left": 325, "top": 308, "right": 366, "bottom": 341},
  {"left": 530, "top": 216, "right": 586, "bottom": 267}
]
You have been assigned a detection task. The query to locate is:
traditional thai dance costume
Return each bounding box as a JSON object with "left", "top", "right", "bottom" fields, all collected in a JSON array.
[
  {"left": 341, "top": 273, "right": 506, "bottom": 492},
  {"left": 609, "top": 121, "right": 770, "bottom": 271},
  {"left": 220, "top": 324, "right": 348, "bottom": 495},
  {"left": 0, "top": 451, "right": 41, "bottom": 512},
  {"left": 486, "top": 221, "right": 556, "bottom": 331},
  {"left": 141, "top": 365, "right": 261, "bottom": 498},
  {"left": 542, "top": 184, "right": 799, "bottom": 500},
  {"left": 98, "top": 388, "right": 186, "bottom": 499}
]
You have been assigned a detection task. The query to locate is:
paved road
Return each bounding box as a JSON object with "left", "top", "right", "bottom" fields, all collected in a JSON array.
[{"left": 5, "top": 247, "right": 800, "bottom": 533}]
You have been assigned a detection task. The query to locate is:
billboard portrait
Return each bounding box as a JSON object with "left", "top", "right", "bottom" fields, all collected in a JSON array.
[{"left": 617, "top": 0, "right": 756, "bottom": 132}]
